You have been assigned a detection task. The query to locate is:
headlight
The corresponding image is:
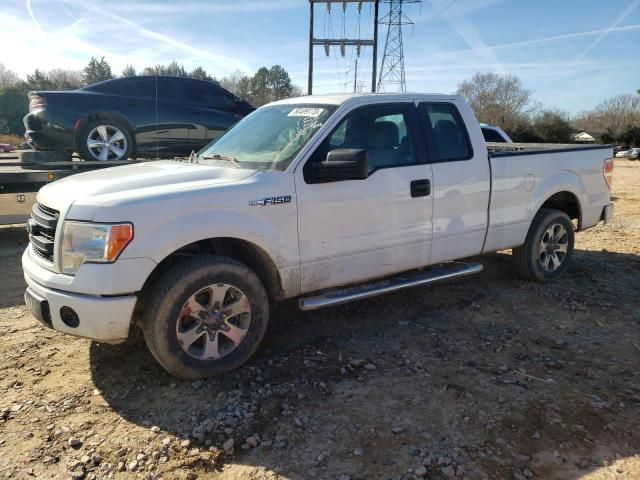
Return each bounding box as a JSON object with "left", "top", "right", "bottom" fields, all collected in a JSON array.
[{"left": 60, "top": 222, "right": 133, "bottom": 274}]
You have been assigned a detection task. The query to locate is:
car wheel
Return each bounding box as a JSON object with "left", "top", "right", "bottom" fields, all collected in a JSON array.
[
  {"left": 142, "top": 256, "right": 269, "bottom": 380},
  {"left": 512, "top": 208, "right": 575, "bottom": 282},
  {"left": 79, "top": 119, "right": 133, "bottom": 161}
]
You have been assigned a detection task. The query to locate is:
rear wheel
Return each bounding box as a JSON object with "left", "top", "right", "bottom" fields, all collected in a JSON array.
[
  {"left": 142, "top": 256, "right": 269, "bottom": 379},
  {"left": 512, "top": 208, "right": 575, "bottom": 282},
  {"left": 79, "top": 119, "right": 133, "bottom": 161}
]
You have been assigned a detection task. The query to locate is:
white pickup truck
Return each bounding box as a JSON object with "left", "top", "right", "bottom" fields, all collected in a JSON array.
[{"left": 22, "top": 93, "right": 614, "bottom": 379}]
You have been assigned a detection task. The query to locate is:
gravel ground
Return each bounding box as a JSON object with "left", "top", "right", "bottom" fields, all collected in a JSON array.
[{"left": 1, "top": 159, "right": 639, "bottom": 480}]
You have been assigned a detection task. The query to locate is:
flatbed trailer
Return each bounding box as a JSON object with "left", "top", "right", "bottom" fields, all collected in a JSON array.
[{"left": 0, "top": 151, "right": 145, "bottom": 225}]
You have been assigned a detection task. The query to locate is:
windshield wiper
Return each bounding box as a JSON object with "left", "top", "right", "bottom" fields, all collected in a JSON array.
[{"left": 199, "top": 154, "right": 241, "bottom": 168}]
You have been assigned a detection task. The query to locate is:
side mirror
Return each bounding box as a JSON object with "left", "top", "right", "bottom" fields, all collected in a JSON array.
[{"left": 311, "top": 149, "right": 369, "bottom": 183}]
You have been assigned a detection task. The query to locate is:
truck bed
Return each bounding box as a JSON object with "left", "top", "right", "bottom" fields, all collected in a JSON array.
[
  {"left": 483, "top": 142, "right": 613, "bottom": 254},
  {"left": 487, "top": 142, "right": 612, "bottom": 156}
]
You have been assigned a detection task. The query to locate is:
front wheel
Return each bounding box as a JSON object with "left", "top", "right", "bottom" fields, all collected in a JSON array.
[
  {"left": 512, "top": 208, "right": 575, "bottom": 282},
  {"left": 142, "top": 256, "right": 269, "bottom": 379}
]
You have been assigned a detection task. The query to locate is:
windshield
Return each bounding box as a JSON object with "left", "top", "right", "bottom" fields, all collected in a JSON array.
[{"left": 197, "top": 104, "right": 337, "bottom": 171}]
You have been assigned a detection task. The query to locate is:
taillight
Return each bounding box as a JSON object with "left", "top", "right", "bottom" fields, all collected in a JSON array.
[
  {"left": 28, "top": 94, "right": 47, "bottom": 111},
  {"left": 604, "top": 158, "right": 614, "bottom": 189}
]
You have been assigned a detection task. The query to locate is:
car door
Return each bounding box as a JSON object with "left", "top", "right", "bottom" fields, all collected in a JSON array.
[
  {"left": 152, "top": 78, "right": 190, "bottom": 156},
  {"left": 121, "top": 77, "right": 190, "bottom": 157},
  {"left": 418, "top": 101, "right": 490, "bottom": 263},
  {"left": 183, "top": 79, "right": 244, "bottom": 150},
  {"left": 295, "top": 102, "right": 434, "bottom": 294}
]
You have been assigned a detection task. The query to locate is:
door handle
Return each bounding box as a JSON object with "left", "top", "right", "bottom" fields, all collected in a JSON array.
[{"left": 410, "top": 179, "right": 431, "bottom": 197}]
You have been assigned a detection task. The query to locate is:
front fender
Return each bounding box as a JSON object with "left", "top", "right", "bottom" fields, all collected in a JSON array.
[{"left": 93, "top": 172, "right": 301, "bottom": 297}]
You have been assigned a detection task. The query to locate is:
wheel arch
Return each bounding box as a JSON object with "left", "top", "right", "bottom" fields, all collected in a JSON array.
[
  {"left": 135, "top": 237, "right": 285, "bottom": 324},
  {"left": 537, "top": 190, "right": 582, "bottom": 229},
  {"left": 74, "top": 112, "right": 136, "bottom": 154}
]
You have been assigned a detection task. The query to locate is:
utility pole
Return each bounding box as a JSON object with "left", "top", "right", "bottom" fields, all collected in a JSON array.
[
  {"left": 353, "top": 58, "right": 358, "bottom": 93},
  {"left": 308, "top": 0, "right": 380, "bottom": 95},
  {"left": 377, "top": 0, "right": 420, "bottom": 92}
]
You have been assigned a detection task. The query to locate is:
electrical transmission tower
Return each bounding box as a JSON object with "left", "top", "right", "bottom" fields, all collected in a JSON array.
[
  {"left": 308, "top": 0, "right": 380, "bottom": 94},
  {"left": 377, "top": 0, "right": 420, "bottom": 92}
]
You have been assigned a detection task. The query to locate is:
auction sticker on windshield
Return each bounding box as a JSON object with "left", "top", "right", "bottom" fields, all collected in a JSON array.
[{"left": 288, "top": 107, "right": 325, "bottom": 117}]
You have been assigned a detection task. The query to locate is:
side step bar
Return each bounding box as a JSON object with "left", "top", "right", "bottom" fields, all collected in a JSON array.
[{"left": 299, "top": 262, "right": 483, "bottom": 311}]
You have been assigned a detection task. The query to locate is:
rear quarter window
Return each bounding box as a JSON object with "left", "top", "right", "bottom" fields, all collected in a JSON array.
[
  {"left": 421, "top": 103, "right": 472, "bottom": 162},
  {"left": 183, "top": 80, "right": 236, "bottom": 110},
  {"left": 85, "top": 80, "right": 122, "bottom": 95}
]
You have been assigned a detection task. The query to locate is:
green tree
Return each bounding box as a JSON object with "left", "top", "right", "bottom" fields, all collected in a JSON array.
[
  {"left": 189, "top": 66, "right": 213, "bottom": 82},
  {"left": 0, "top": 87, "right": 28, "bottom": 135},
  {"left": 600, "top": 130, "right": 615, "bottom": 144},
  {"left": 508, "top": 120, "right": 543, "bottom": 143},
  {"left": 143, "top": 61, "right": 188, "bottom": 77},
  {"left": 24, "top": 69, "right": 54, "bottom": 91},
  {"left": 619, "top": 125, "right": 640, "bottom": 146},
  {"left": 121, "top": 65, "right": 137, "bottom": 77},
  {"left": 533, "top": 109, "right": 572, "bottom": 143},
  {"left": 250, "top": 67, "right": 271, "bottom": 106},
  {"left": 82, "top": 57, "right": 113, "bottom": 86},
  {"left": 267, "top": 65, "right": 293, "bottom": 101}
]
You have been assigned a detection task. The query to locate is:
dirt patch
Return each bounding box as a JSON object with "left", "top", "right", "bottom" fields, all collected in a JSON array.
[{"left": 1, "top": 159, "right": 639, "bottom": 480}]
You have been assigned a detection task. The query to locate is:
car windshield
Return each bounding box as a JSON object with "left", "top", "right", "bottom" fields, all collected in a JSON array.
[{"left": 197, "top": 104, "right": 337, "bottom": 171}]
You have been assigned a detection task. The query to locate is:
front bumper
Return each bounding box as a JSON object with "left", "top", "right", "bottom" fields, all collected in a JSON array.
[{"left": 23, "top": 251, "right": 137, "bottom": 343}]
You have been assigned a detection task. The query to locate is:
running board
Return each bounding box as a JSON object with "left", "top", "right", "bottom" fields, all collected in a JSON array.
[{"left": 298, "top": 262, "right": 483, "bottom": 311}]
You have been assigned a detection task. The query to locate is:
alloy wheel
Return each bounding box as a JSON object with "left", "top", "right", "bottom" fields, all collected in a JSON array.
[
  {"left": 538, "top": 223, "right": 569, "bottom": 272},
  {"left": 86, "top": 125, "right": 127, "bottom": 161},
  {"left": 176, "top": 283, "right": 252, "bottom": 360}
]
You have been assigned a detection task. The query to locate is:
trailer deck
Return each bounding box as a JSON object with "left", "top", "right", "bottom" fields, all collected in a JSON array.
[{"left": 0, "top": 151, "right": 145, "bottom": 225}]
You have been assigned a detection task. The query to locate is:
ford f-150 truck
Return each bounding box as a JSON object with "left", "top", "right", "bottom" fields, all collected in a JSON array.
[{"left": 22, "top": 93, "right": 614, "bottom": 379}]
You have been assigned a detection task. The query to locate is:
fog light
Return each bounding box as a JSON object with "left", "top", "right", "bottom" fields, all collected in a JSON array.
[{"left": 60, "top": 306, "right": 79, "bottom": 328}]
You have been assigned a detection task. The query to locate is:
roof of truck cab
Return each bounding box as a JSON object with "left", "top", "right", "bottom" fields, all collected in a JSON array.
[{"left": 270, "top": 92, "right": 460, "bottom": 107}]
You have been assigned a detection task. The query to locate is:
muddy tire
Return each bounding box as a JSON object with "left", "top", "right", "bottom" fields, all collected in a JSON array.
[
  {"left": 512, "top": 208, "right": 575, "bottom": 282},
  {"left": 142, "top": 256, "right": 269, "bottom": 380}
]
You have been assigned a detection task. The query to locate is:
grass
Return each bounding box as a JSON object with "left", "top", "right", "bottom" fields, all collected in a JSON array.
[{"left": 0, "top": 134, "right": 23, "bottom": 146}]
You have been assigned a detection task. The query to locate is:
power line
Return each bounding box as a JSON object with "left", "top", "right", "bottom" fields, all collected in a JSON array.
[{"left": 308, "top": 0, "right": 380, "bottom": 94}]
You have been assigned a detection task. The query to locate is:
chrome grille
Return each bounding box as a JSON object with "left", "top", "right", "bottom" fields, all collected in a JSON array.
[{"left": 28, "top": 203, "right": 59, "bottom": 262}]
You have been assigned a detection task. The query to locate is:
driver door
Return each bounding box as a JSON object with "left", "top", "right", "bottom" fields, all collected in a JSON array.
[{"left": 294, "top": 102, "right": 434, "bottom": 294}]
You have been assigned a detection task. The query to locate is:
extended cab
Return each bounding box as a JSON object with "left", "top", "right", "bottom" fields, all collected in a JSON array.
[{"left": 22, "top": 93, "right": 614, "bottom": 379}]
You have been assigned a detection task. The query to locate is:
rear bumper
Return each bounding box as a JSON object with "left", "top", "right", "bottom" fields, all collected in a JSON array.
[
  {"left": 23, "top": 111, "right": 75, "bottom": 151},
  {"left": 601, "top": 203, "right": 614, "bottom": 224}
]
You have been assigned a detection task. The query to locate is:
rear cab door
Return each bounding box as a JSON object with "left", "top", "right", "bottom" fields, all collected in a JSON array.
[{"left": 417, "top": 99, "right": 491, "bottom": 263}]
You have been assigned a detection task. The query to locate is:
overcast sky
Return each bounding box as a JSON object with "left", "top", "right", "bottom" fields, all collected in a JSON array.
[{"left": 1, "top": 0, "right": 639, "bottom": 114}]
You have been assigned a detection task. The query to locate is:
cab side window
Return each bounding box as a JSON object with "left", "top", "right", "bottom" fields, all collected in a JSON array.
[
  {"left": 314, "top": 104, "right": 416, "bottom": 173},
  {"left": 184, "top": 80, "right": 236, "bottom": 110},
  {"left": 420, "top": 103, "right": 472, "bottom": 161}
]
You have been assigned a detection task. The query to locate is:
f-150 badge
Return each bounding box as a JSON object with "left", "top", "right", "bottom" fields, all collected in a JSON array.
[{"left": 249, "top": 195, "right": 292, "bottom": 206}]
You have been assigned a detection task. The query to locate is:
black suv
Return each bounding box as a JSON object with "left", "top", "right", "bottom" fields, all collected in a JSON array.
[{"left": 24, "top": 76, "right": 254, "bottom": 161}]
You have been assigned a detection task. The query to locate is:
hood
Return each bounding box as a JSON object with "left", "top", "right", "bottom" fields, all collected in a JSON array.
[{"left": 37, "top": 160, "right": 257, "bottom": 219}]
